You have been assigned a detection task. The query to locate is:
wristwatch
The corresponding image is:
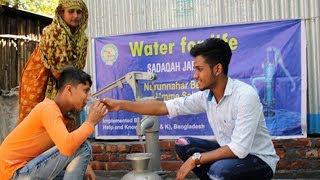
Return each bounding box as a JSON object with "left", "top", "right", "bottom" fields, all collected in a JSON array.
[{"left": 191, "top": 152, "right": 202, "bottom": 167}]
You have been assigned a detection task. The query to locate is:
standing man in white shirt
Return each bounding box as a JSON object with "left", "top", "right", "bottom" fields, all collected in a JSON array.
[{"left": 103, "top": 38, "right": 279, "bottom": 180}]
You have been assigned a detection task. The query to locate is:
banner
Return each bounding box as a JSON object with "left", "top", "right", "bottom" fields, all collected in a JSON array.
[{"left": 92, "top": 19, "right": 306, "bottom": 139}]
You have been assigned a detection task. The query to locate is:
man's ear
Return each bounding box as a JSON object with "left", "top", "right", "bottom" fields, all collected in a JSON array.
[
  {"left": 63, "top": 84, "right": 73, "bottom": 95},
  {"left": 215, "top": 63, "right": 223, "bottom": 76}
]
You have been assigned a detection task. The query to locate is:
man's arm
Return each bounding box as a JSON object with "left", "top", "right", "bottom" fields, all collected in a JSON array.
[
  {"left": 227, "top": 91, "right": 261, "bottom": 159},
  {"left": 177, "top": 146, "right": 236, "bottom": 179},
  {"left": 202, "top": 92, "right": 261, "bottom": 162},
  {"left": 103, "top": 98, "right": 168, "bottom": 116},
  {"left": 103, "top": 91, "right": 207, "bottom": 116},
  {"left": 200, "top": 145, "right": 236, "bottom": 164},
  {"left": 42, "top": 101, "right": 107, "bottom": 157},
  {"left": 184, "top": 145, "right": 237, "bottom": 167}
]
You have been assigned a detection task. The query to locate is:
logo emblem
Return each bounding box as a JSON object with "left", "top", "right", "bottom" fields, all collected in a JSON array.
[{"left": 101, "top": 44, "right": 118, "bottom": 65}]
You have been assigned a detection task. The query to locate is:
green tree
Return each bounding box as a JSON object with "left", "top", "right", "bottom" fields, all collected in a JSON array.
[{"left": 1, "top": 0, "right": 59, "bottom": 17}]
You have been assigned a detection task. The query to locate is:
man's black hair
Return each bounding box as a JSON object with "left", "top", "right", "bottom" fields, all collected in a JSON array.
[
  {"left": 190, "top": 38, "right": 232, "bottom": 75},
  {"left": 56, "top": 67, "right": 92, "bottom": 90}
]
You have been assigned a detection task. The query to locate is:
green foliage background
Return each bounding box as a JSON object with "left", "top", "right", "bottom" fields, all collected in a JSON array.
[{"left": 1, "top": 0, "right": 59, "bottom": 17}]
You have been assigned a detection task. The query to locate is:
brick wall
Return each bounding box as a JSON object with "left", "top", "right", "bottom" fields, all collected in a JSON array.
[
  {"left": 274, "top": 138, "right": 320, "bottom": 170},
  {"left": 90, "top": 138, "right": 320, "bottom": 173},
  {"left": 90, "top": 140, "right": 182, "bottom": 171}
]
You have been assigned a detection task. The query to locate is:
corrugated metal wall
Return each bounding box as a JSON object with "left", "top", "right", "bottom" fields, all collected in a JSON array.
[{"left": 84, "top": 0, "right": 320, "bottom": 133}]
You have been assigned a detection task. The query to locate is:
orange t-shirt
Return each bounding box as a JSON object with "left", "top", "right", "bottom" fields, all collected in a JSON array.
[{"left": 0, "top": 98, "right": 94, "bottom": 179}]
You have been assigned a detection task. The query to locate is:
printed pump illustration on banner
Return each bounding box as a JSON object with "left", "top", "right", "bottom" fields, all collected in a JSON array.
[{"left": 251, "top": 47, "right": 299, "bottom": 135}]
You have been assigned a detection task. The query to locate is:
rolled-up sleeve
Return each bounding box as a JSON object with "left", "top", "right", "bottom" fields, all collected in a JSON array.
[
  {"left": 164, "top": 91, "right": 207, "bottom": 118},
  {"left": 227, "top": 92, "right": 262, "bottom": 158}
]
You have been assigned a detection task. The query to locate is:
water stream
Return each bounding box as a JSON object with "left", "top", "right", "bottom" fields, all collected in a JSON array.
[{"left": 138, "top": 135, "right": 146, "bottom": 153}]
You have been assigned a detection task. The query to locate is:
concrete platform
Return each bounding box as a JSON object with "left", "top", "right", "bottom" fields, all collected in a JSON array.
[{"left": 94, "top": 170, "right": 320, "bottom": 179}]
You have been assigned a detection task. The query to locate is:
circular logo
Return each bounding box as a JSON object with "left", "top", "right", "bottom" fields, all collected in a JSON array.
[{"left": 100, "top": 43, "right": 118, "bottom": 65}]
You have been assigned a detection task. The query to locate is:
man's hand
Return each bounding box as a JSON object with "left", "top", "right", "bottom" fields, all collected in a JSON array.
[
  {"left": 176, "top": 157, "right": 196, "bottom": 180},
  {"left": 102, "top": 98, "right": 121, "bottom": 112},
  {"left": 87, "top": 100, "right": 108, "bottom": 126},
  {"left": 85, "top": 164, "right": 96, "bottom": 180}
]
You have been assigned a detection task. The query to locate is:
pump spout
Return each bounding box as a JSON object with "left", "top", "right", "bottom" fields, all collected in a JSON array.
[
  {"left": 136, "top": 115, "right": 161, "bottom": 172},
  {"left": 136, "top": 116, "right": 158, "bottom": 135}
]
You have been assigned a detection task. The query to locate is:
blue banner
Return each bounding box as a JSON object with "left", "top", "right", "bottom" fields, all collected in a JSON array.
[{"left": 92, "top": 19, "right": 306, "bottom": 139}]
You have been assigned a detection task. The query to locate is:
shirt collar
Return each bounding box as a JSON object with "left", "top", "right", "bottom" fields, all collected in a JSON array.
[{"left": 207, "top": 77, "right": 234, "bottom": 101}]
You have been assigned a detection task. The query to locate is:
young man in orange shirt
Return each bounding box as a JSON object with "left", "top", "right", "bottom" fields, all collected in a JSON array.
[{"left": 0, "top": 68, "right": 107, "bottom": 180}]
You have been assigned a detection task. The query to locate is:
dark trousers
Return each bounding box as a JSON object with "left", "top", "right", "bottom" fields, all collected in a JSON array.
[{"left": 175, "top": 137, "right": 273, "bottom": 180}]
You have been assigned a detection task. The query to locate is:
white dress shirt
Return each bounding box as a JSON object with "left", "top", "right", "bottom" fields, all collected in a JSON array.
[{"left": 164, "top": 77, "right": 279, "bottom": 173}]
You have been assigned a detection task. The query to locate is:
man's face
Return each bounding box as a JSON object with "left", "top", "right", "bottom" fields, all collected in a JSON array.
[
  {"left": 69, "top": 82, "right": 90, "bottom": 111},
  {"left": 193, "top": 55, "right": 217, "bottom": 91},
  {"left": 61, "top": 7, "right": 83, "bottom": 28}
]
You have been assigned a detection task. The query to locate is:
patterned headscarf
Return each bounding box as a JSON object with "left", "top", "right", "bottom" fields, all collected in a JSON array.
[{"left": 39, "top": 0, "right": 88, "bottom": 72}]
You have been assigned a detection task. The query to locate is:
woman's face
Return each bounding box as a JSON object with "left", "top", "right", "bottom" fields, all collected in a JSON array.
[{"left": 61, "top": 7, "right": 83, "bottom": 28}]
